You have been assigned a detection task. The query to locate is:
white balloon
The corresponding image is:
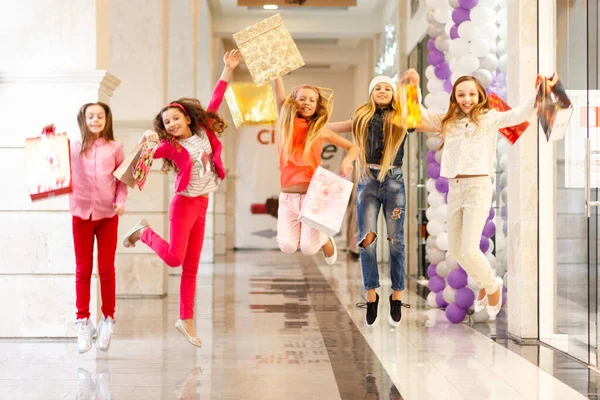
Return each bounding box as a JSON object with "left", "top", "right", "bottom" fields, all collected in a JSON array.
[
  {"left": 479, "top": 0, "right": 499, "bottom": 7},
  {"left": 425, "top": 65, "right": 436, "bottom": 81},
  {"left": 473, "top": 69, "right": 493, "bottom": 88},
  {"left": 426, "top": 178, "right": 437, "bottom": 193},
  {"left": 497, "top": 0, "right": 507, "bottom": 7},
  {"left": 445, "top": 21, "right": 453, "bottom": 37},
  {"left": 428, "top": 23, "right": 445, "bottom": 38},
  {"left": 457, "top": 21, "right": 479, "bottom": 41},
  {"left": 449, "top": 58, "right": 460, "bottom": 73},
  {"left": 470, "top": 38, "right": 491, "bottom": 58},
  {"left": 427, "top": 292, "right": 439, "bottom": 308},
  {"left": 472, "top": 309, "right": 491, "bottom": 323},
  {"left": 501, "top": 187, "right": 508, "bottom": 203},
  {"left": 497, "top": 8, "right": 507, "bottom": 23},
  {"left": 426, "top": 136, "right": 444, "bottom": 151},
  {"left": 498, "top": 22, "right": 508, "bottom": 41},
  {"left": 486, "top": 238, "right": 495, "bottom": 254},
  {"left": 499, "top": 153, "right": 508, "bottom": 170},
  {"left": 427, "top": 219, "right": 445, "bottom": 235},
  {"left": 427, "top": 79, "right": 445, "bottom": 94},
  {"left": 499, "top": 54, "right": 508, "bottom": 73},
  {"left": 424, "top": 93, "right": 436, "bottom": 109},
  {"left": 426, "top": 9, "right": 436, "bottom": 23},
  {"left": 446, "top": 254, "right": 459, "bottom": 270},
  {"left": 437, "top": 261, "right": 450, "bottom": 278},
  {"left": 498, "top": 137, "right": 509, "bottom": 154},
  {"left": 436, "top": 232, "right": 449, "bottom": 251},
  {"left": 459, "top": 54, "right": 480, "bottom": 74},
  {"left": 435, "top": 149, "right": 443, "bottom": 163},
  {"left": 443, "top": 285, "right": 457, "bottom": 304},
  {"left": 428, "top": 248, "right": 446, "bottom": 264},
  {"left": 435, "top": 204, "right": 448, "bottom": 223},
  {"left": 497, "top": 40, "right": 506, "bottom": 54},
  {"left": 449, "top": 38, "right": 470, "bottom": 58},
  {"left": 500, "top": 173, "right": 507, "bottom": 188},
  {"left": 488, "top": 40, "right": 497, "bottom": 54},
  {"left": 427, "top": 234, "right": 437, "bottom": 248},
  {"left": 486, "top": 253, "right": 497, "bottom": 269},
  {"left": 428, "top": 191, "right": 445, "bottom": 209},
  {"left": 451, "top": 72, "right": 462, "bottom": 84},
  {"left": 470, "top": 7, "right": 496, "bottom": 25},
  {"left": 435, "top": 35, "right": 451, "bottom": 52},
  {"left": 434, "top": 8, "right": 451, "bottom": 24},
  {"left": 467, "top": 276, "right": 479, "bottom": 291},
  {"left": 482, "top": 23, "right": 499, "bottom": 41},
  {"left": 480, "top": 54, "right": 499, "bottom": 72}
]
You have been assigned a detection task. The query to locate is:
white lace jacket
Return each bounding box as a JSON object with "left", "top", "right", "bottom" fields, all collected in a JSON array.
[{"left": 420, "top": 94, "right": 537, "bottom": 178}]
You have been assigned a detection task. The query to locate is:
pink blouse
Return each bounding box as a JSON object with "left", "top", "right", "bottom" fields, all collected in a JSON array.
[{"left": 69, "top": 138, "right": 128, "bottom": 220}]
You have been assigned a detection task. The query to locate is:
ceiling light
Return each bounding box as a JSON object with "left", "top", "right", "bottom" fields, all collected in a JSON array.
[{"left": 263, "top": 4, "right": 278, "bottom": 9}]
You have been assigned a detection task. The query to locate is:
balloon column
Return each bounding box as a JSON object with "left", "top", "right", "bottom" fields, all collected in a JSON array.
[{"left": 425, "top": 0, "right": 509, "bottom": 323}]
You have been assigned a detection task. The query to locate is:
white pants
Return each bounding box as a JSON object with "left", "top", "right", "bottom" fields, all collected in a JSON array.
[{"left": 447, "top": 176, "right": 499, "bottom": 294}]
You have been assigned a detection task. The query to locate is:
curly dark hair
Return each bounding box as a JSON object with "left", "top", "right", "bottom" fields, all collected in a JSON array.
[{"left": 153, "top": 98, "right": 227, "bottom": 174}]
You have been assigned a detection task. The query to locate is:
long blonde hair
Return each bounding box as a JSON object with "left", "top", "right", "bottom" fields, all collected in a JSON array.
[
  {"left": 277, "top": 85, "right": 334, "bottom": 164},
  {"left": 352, "top": 94, "right": 407, "bottom": 181},
  {"left": 441, "top": 76, "right": 490, "bottom": 135}
]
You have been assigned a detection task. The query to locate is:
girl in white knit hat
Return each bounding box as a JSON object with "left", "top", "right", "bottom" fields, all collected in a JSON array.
[{"left": 329, "top": 75, "right": 413, "bottom": 328}]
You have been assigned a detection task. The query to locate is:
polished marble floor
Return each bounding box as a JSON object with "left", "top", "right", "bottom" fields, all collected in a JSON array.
[{"left": 0, "top": 250, "right": 597, "bottom": 399}]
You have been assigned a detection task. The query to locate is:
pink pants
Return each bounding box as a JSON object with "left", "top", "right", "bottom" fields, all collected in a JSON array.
[
  {"left": 141, "top": 194, "right": 208, "bottom": 319},
  {"left": 276, "top": 193, "right": 328, "bottom": 255}
]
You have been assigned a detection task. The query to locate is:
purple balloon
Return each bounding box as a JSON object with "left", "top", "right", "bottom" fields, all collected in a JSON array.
[
  {"left": 427, "top": 38, "right": 436, "bottom": 51},
  {"left": 447, "top": 268, "right": 468, "bottom": 289},
  {"left": 436, "top": 291, "right": 449, "bottom": 308},
  {"left": 434, "top": 63, "right": 451, "bottom": 80},
  {"left": 480, "top": 236, "right": 490, "bottom": 253},
  {"left": 455, "top": 287, "right": 475, "bottom": 309},
  {"left": 445, "top": 303, "right": 467, "bottom": 323},
  {"left": 428, "top": 275, "right": 445, "bottom": 293},
  {"left": 427, "top": 264, "right": 438, "bottom": 279},
  {"left": 502, "top": 291, "right": 507, "bottom": 306},
  {"left": 426, "top": 150, "right": 436, "bottom": 163},
  {"left": 450, "top": 25, "right": 459, "bottom": 39},
  {"left": 435, "top": 177, "right": 449, "bottom": 194},
  {"left": 500, "top": 204, "right": 508, "bottom": 219},
  {"left": 458, "top": 0, "right": 479, "bottom": 9},
  {"left": 444, "top": 78, "right": 453, "bottom": 94},
  {"left": 482, "top": 220, "right": 496, "bottom": 238},
  {"left": 488, "top": 207, "right": 495, "bottom": 220},
  {"left": 427, "top": 162, "right": 441, "bottom": 179},
  {"left": 427, "top": 49, "right": 445, "bottom": 66},
  {"left": 452, "top": 7, "right": 470, "bottom": 25}
]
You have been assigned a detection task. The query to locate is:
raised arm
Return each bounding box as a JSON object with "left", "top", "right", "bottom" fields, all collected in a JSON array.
[
  {"left": 490, "top": 92, "right": 537, "bottom": 129},
  {"left": 321, "top": 129, "right": 360, "bottom": 177},
  {"left": 208, "top": 50, "right": 241, "bottom": 113},
  {"left": 327, "top": 119, "right": 352, "bottom": 134},
  {"left": 273, "top": 76, "right": 286, "bottom": 114}
]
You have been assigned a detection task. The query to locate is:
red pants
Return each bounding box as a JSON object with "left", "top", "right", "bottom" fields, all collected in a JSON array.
[
  {"left": 141, "top": 194, "right": 208, "bottom": 320},
  {"left": 73, "top": 214, "right": 119, "bottom": 320}
]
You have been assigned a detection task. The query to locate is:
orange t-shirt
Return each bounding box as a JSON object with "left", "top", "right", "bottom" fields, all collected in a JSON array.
[{"left": 279, "top": 118, "right": 322, "bottom": 188}]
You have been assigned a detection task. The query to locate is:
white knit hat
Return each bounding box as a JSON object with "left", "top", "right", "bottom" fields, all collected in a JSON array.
[{"left": 369, "top": 76, "right": 396, "bottom": 95}]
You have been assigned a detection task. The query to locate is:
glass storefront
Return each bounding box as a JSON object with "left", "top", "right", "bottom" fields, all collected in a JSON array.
[{"left": 539, "top": 0, "right": 600, "bottom": 366}]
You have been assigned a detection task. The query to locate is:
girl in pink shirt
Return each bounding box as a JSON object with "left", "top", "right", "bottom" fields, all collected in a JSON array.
[
  {"left": 122, "top": 50, "right": 241, "bottom": 347},
  {"left": 46, "top": 102, "right": 128, "bottom": 354}
]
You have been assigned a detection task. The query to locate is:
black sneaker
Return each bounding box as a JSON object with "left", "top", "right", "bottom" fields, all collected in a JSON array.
[
  {"left": 366, "top": 293, "right": 380, "bottom": 327},
  {"left": 389, "top": 295, "right": 410, "bottom": 327}
]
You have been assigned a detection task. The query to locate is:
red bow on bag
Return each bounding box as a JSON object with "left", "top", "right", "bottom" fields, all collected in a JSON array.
[{"left": 487, "top": 93, "right": 530, "bottom": 144}]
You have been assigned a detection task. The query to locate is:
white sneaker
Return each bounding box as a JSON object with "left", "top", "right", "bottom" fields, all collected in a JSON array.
[
  {"left": 487, "top": 277, "right": 504, "bottom": 318},
  {"left": 324, "top": 237, "right": 337, "bottom": 265},
  {"left": 76, "top": 368, "right": 95, "bottom": 399},
  {"left": 96, "top": 316, "right": 115, "bottom": 352},
  {"left": 75, "top": 318, "right": 97, "bottom": 354}
]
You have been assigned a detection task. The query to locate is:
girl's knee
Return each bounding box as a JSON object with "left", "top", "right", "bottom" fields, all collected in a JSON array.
[
  {"left": 300, "top": 243, "right": 320, "bottom": 256},
  {"left": 277, "top": 239, "right": 298, "bottom": 254},
  {"left": 359, "top": 232, "right": 377, "bottom": 248}
]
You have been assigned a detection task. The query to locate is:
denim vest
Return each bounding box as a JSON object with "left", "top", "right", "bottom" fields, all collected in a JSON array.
[{"left": 365, "top": 107, "right": 406, "bottom": 167}]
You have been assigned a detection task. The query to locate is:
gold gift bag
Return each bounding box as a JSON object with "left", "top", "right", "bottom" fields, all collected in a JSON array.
[
  {"left": 233, "top": 14, "right": 305, "bottom": 86},
  {"left": 225, "top": 82, "right": 278, "bottom": 128},
  {"left": 392, "top": 81, "right": 422, "bottom": 129}
]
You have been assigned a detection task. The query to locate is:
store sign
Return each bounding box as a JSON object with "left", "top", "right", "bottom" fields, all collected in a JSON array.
[{"left": 564, "top": 90, "right": 600, "bottom": 188}]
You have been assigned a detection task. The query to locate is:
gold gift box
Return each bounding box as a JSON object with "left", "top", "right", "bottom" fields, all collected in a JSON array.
[
  {"left": 225, "top": 82, "right": 278, "bottom": 128},
  {"left": 233, "top": 13, "right": 305, "bottom": 86}
]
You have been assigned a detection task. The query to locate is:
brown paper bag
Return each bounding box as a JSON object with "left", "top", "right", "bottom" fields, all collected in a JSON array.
[
  {"left": 233, "top": 14, "right": 305, "bottom": 86},
  {"left": 113, "top": 143, "right": 143, "bottom": 189}
]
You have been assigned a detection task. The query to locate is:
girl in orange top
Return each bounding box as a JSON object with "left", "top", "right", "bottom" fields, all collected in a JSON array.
[{"left": 273, "top": 76, "right": 359, "bottom": 264}]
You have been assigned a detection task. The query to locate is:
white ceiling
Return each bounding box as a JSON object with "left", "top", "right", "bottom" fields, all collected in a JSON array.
[{"left": 211, "top": 0, "right": 386, "bottom": 17}]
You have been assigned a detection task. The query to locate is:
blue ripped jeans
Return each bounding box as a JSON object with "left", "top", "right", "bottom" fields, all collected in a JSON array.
[{"left": 357, "top": 167, "right": 406, "bottom": 291}]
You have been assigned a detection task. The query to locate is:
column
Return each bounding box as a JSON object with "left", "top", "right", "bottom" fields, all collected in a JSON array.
[
  {"left": 506, "top": 0, "right": 539, "bottom": 340},
  {"left": 0, "top": 0, "right": 116, "bottom": 337}
]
